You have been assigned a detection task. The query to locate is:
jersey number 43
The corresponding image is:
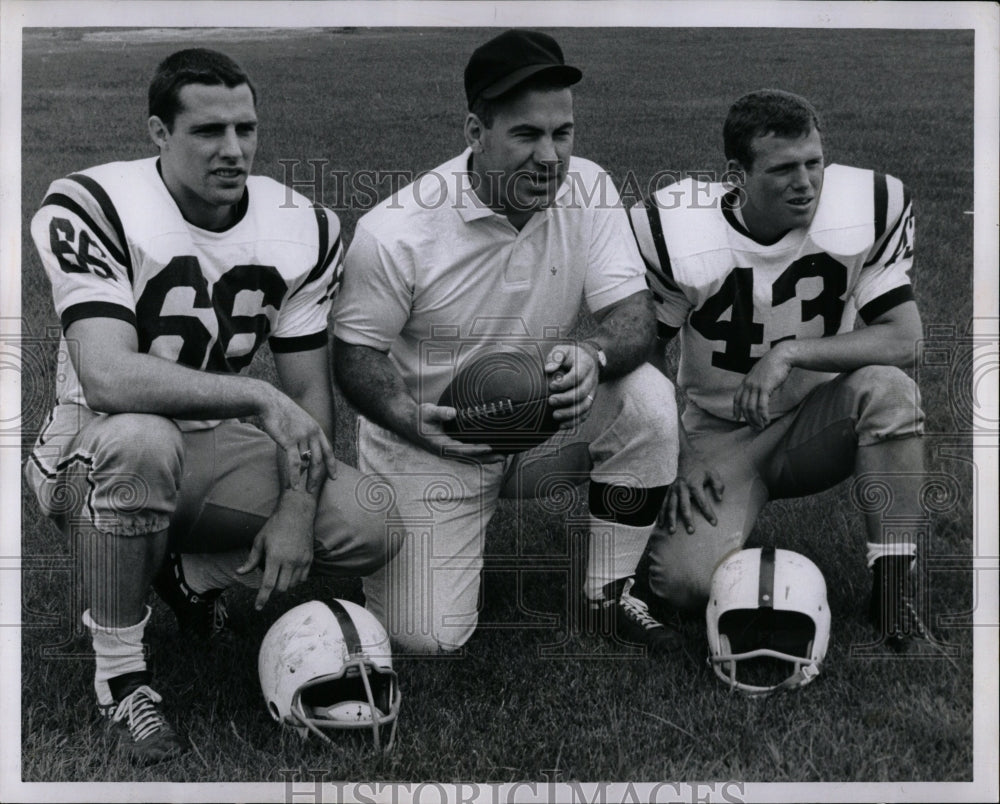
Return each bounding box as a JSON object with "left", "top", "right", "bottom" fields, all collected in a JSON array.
[{"left": 689, "top": 253, "right": 847, "bottom": 374}]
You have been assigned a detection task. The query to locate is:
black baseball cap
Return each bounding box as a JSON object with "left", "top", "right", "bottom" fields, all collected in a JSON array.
[{"left": 464, "top": 29, "right": 582, "bottom": 108}]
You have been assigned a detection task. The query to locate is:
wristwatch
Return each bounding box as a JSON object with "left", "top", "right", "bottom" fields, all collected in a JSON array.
[{"left": 582, "top": 339, "right": 608, "bottom": 381}]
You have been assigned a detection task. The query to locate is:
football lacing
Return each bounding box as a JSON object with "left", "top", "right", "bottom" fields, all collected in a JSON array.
[
  {"left": 111, "top": 685, "right": 171, "bottom": 743},
  {"left": 459, "top": 398, "right": 515, "bottom": 422}
]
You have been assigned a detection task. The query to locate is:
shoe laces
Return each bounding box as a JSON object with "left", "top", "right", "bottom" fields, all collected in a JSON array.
[
  {"left": 900, "top": 597, "right": 932, "bottom": 639},
  {"left": 619, "top": 579, "right": 661, "bottom": 631},
  {"left": 210, "top": 596, "right": 229, "bottom": 634},
  {"left": 112, "top": 685, "right": 170, "bottom": 743}
]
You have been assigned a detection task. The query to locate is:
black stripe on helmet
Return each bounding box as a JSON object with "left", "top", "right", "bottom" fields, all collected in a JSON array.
[
  {"left": 325, "top": 599, "right": 362, "bottom": 656},
  {"left": 758, "top": 546, "right": 776, "bottom": 609}
]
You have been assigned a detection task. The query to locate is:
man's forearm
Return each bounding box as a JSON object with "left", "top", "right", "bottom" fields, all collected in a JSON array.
[
  {"left": 333, "top": 338, "right": 419, "bottom": 442},
  {"left": 587, "top": 291, "right": 658, "bottom": 381},
  {"left": 780, "top": 313, "right": 920, "bottom": 373},
  {"left": 80, "top": 349, "right": 277, "bottom": 421}
]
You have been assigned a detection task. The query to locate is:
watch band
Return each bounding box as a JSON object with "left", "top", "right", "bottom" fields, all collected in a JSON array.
[{"left": 582, "top": 339, "right": 608, "bottom": 380}]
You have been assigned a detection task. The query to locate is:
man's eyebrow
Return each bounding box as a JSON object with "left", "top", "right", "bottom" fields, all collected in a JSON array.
[
  {"left": 765, "top": 156, "right": 818, "bottom": 171},
  {"left": 507, "top": 121, "right": 574, "bottom": 133},
  {"left": 188, "top": 119, "right": 258, "bottom": 130}
]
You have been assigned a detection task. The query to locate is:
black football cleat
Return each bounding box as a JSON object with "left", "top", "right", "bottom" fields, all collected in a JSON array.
[
  {"left": 868, "top": 554, "right": 936, "bottom": 652},
  {"left": 615, "top": 577, "right": 685, "bottom": 657},
  {"left": 584, "top": 577, "right": 683, "bottom": 656},
  {"left": 152, "top": 552, "right": 229, "bottom": 640},
  {"left": 101, "top": 671, "right": 186, "bottom": 765}
]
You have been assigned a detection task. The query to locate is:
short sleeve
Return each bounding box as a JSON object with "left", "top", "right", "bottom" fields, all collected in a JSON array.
[
  {"left": 30, "top": 174, "right": 137, "bottom": 332},
  {"left": 580, "top": 172, "right": 649, "bottom": 314},
  {"left": 629, "top": 196, "right": 694, "bottom": 332},
  {"left": 855, "top": 173, "right": 916, "bottom": 324},
  {"left": 331, "top": 221, "right": 413, "bottom": 351},
  {"left": 270, "top": 206, "right": 343, "bottom": 352}
]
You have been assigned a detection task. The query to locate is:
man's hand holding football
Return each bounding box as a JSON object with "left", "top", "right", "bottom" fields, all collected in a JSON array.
[{"left": 545, "top": 344, "right": 598, "bottom": 428}]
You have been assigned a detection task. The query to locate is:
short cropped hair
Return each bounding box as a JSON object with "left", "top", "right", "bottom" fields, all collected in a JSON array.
[
  {"left": 469, "top": 74, "right": 573, "bottom": 129},
  {"left": 148, "top": 48, "right": 257, "bottom": 130},
  {"left": 723, "top": 89, "right": 821, "bottom": 169}
]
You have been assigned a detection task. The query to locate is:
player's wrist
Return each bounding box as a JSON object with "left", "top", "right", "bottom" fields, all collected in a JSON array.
[
  {"left": 772, "top": 338, "right": 799, "bottom": 367},
  {"left": 277, "top": 485, "right": 319, "bottom": 513},
  {"left": 253, "top": 378, "right": 284, "bottom": 417},
  {"left": 580, "top": 339, "right": 608, "bottom": 381}
]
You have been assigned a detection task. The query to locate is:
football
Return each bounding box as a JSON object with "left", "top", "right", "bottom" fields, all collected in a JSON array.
[{"left": 437, "top": 347, "right": 560, "bottom": 454}]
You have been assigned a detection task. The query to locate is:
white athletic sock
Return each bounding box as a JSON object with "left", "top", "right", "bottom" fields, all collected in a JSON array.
[
  {"left": 585, "top": 518, "right": 652, "bottom": 600},
  {"left": 866, "top": 541, "right": 917, "bottom": 568},
  {"left": 84, "top": 606, "right": 150, "bottom": 706},
  {"left": 180, "top": 550, "right": 262, "bottom": 592}
]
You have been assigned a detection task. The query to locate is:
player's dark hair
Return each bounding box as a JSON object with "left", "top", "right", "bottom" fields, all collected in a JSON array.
[
  {"left": 148, "top": 48, "right": 257, "bottom": 130},
  {"left": 469, "top": 74, "right": 573, "bottom": 128},
  {"left": 724, "top": 89, "right": 821, "bottom": 169}
]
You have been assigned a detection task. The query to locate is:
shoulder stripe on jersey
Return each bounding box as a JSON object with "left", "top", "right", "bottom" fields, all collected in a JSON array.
[
  {"left": 289, "top": 209, "right": 341, "bottom": 300},
  {"left": 865, "top": 195, "right": 912, "bottom": 268},
  {"left": 67, "top": 174, "right": 133, "bottom": 282},
  {"left": 643, "top": 198, "right": 681, "bottom": 293},
  {"left": 269, "top": 329, "right": 328, "bottom": 353},
  {"left": 873, "top": 172, "right": 889, "bottom": 244},
  {"left": 858, "top": 285, "right": 915, "bottom": 324},
  {"left": 324, "top": 234, "right": 342, "bottom": 271},
  {"left": 325, "top": 600, "right": 362, "bottom": 656},
  {"left": 41, "top": 192, "right": 130, "bottom": 270},
  {"left": 313, "top": 206, "right": 330, "bottom": 277},
  {"left": 61, "top": 301, "right": 136, "bottom": 333}
]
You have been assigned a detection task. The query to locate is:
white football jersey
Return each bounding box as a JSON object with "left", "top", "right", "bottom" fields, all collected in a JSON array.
[
  {"left": 630, "top": 164, "right": 915, "bottom": 421},
  {"left": 30, "top": 157, "right": 343, "bottom": 427}
]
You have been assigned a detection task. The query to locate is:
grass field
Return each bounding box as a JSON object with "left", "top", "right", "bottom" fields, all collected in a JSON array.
[{"left": 14, "top": 24, "right": 987, "bottom": 797}]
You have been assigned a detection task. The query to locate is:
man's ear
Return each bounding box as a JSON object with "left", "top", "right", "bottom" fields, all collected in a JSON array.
[
  {"left": 464, "top": 113, "right": 485, "bottom": 153},
  {"left": 148, "top": 116, "right": 170, "bottom": 150},
  {"left": 725, "top": 158, "right": 746, "bottom": 184}
]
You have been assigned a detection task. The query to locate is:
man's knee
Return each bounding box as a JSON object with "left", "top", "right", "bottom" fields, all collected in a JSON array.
[
  {"left": 313, "top": 527, "right": 401, "bottom": 576},
  {"left": 590, "top": 364, "right": 678, "bottom": 486},
  {"left": 614, "top": 364, "right": 678, "bottom": 442},
  {"left": 390, "top": 623, "right": 473, "bottom": 655},
  {"left": 312, "top": 468, "right": 403, "bottom": 575},
  {"left": 842, "top": 366, "right": 923, "bottom": 444},
  {"left": 63, "top": 414, "right": 184, "bottom": 533},
  {"left": 91, "top": 413, "right": 184, "bottom": 481},
  {"left": 648, "top": 559, "right": 712, "bottom": 611}
]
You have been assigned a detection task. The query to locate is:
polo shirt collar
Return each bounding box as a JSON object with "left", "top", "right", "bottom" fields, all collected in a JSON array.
[{"left": 453, "top": 148, "right": 573, "bottom": 224}]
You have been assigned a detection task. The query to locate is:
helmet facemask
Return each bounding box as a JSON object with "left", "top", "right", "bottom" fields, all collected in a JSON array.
[
  {"left": 712, "top": 607, "right": 822, "bottom": 694},
  {"left": 289, "top": 657, "right": 401, "bottom": 751},
  {"left": 259, "top": 599, "right": 402, "bottom": 752}
]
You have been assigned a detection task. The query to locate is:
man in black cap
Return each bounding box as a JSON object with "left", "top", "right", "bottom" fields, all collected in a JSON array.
[{"left": 333, "top": 30, "right": 680, "bottom": 654}]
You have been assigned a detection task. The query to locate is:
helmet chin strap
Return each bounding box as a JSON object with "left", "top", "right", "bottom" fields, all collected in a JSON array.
[{"left": 766, "top": 662, "right": 820, "bottom": 695}]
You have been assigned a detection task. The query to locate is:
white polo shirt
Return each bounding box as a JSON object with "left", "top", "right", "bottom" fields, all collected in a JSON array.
[{"left": 333, "top": 149, "right": 647, "bottom": 404}]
